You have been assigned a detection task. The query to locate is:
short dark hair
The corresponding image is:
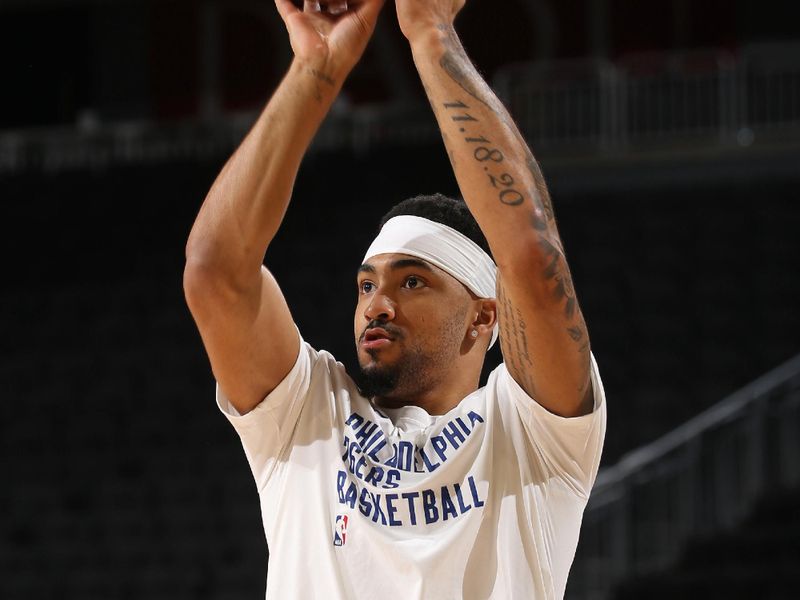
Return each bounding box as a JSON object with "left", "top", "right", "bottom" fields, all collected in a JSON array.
[{"left": 378, "top": 194, "right": 492, "bottom": 258}]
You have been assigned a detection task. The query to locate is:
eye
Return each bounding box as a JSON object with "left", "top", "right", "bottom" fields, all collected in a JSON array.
[
  {"left": 359, "top": 280, "right": 376, "bottom": 294},
  {"left": 403, "top": 276, "right": 425, "bottom": 290}
]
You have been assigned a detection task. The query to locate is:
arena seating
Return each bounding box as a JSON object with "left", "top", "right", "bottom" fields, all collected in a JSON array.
[{"left": 613, "top": 490, "right": 800, "bottom": 599}]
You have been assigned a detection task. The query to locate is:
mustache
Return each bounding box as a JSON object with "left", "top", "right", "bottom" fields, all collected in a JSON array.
[{"left": 359, "top": 320, "right": 403, "bottom": 343}]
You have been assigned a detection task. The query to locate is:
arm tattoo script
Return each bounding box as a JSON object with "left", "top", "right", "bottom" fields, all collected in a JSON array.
[
  {"left": 441, "top": 101, "right": 526, "bottom": 206},
  {"left": 436, "top": 25, "right": 555, "bottom": 230},
  {"left": 498, "top": 281, "right": 536, "bottom": 394},
  {"left": 434, "top": 25, "right": 591, "bottom": 397},
  {"left": 539, "top": 236, "right": 592, "bottom": 397}
]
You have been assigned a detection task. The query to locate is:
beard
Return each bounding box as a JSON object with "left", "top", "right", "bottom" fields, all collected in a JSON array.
[
  {"left": 354, "top": 308, "right": 468, "bottom": 402},
  {"left": 354, "top": 346, "right": 429, "bottom": 399},
  {"left": 354, "top": 361, "right": 399, "bottom": 399}
]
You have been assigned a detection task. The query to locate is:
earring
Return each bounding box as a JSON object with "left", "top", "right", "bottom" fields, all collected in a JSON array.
[{"left": 471, "top": 330, "right": 478, "bottom": 338}]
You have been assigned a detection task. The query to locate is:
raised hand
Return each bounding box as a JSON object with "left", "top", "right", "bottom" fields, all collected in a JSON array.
[
  {"left": 395, "top": 0, "right": 466, "bottom": 43},
  {"left": 275, "top": 0, "right": 385, "bottom": 80}
]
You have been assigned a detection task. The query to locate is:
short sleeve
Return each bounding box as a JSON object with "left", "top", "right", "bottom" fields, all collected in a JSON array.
[
  {"left": 498, "top": 353, "right": 607, "bottom": 498},
  {"left": 216, "top": 339, "right": 318, "bottom": 491}
]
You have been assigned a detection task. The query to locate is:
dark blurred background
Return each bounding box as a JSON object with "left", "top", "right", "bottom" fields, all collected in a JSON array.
[{"left": 2, "top": 0, "right": 799, "bottom": 598}]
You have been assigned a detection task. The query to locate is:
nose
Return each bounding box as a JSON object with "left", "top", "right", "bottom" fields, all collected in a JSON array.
[{"left": 364, "top": 292, "right": 396, "bottom": 322}]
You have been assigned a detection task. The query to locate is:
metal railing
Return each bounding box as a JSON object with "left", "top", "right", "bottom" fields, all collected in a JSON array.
[
  {"left": 567, "top": 354, "right": 800, "bottom": 600},
  {"left": 495, "top": 42, "right": 800, "bottom": 152},
  {"left": 2, "top": 43, "right": 800, "bottom": 174}
]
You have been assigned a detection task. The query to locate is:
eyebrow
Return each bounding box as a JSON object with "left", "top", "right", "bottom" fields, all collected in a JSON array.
[{"left": 357, "top": 258, "right": 435, "bottom": 276}]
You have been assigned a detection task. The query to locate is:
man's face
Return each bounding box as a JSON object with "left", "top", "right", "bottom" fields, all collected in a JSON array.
[{"left": 354, "top": 253, "right": 473, "bottom": 401}]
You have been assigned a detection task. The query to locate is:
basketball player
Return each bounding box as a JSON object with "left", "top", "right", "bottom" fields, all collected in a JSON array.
[{"left": 184, "top": 1, "right": 607, "bottom": 598}]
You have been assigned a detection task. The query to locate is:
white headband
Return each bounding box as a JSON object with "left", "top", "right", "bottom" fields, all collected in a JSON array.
[{"left": 363, "top": 215, "right": 499, "bottom": 348}]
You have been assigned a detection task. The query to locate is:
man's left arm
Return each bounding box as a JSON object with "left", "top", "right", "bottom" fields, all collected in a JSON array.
[{"left": 398, "top": 1, "right": 593, "bottom": 417}]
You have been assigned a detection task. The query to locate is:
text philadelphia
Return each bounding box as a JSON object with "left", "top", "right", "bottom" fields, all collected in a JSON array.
[{"left": 336, "top": 410, "right": 487, "bottom": 527}]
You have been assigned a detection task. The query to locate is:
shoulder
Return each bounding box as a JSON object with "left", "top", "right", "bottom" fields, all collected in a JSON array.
[
  {"left": 307, "top": 344, "right": 359, "bottom": 393},
  {"left": 227, "top": 338, "right": 357, "bottom": 414},
  {"left": 485, "top": 357, "right": 607, "bottom": 496},
  {"left": 486, "top": 357, "right": 606, "bottom": 418},
  {"left": 297, "top": 341, "right": 370, "bottom": 416}
]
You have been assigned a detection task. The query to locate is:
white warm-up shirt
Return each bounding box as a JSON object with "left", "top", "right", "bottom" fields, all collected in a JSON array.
[{"left": 217, "top": 339, "right": 607, "bottom": 600}]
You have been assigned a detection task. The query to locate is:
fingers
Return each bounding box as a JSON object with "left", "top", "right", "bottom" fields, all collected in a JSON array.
[
  {"left": 276, "top": 1, "right": 346, "bottom": 22},
  {"left": 275, "top": 0, "right": 327, "bottom": 17},
  {"left": 275, "top": 0, "right": 299, "bottom": 22},
  {"left": 328, "top": 1, "right": 348, "bottom": 15},
  {"left": 277, "top": 0, "right": 383, "bottom": 19}
]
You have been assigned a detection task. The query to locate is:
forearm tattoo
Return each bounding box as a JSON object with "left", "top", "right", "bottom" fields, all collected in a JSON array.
[
  {"left": 309, "top": 68, "right": 336, "bottom": 103},
  {"left": 434, "top": 25, "right": 591, "bottom": 394},
  {"left": 497, "top": 280, "right": 536, "bottom": 393}
]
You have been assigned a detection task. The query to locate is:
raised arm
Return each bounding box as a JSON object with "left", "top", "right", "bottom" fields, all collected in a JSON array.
[
  {"left": 184, "top": 0, "right": 385, "bottom": 415},
  {"left": 396, "top": 1, "right": 592, "bottom": 417}
]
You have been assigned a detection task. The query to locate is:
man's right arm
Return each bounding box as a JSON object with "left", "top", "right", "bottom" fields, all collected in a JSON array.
[{"left": 184, "top": 0, "right": 385, "bottom": 415}]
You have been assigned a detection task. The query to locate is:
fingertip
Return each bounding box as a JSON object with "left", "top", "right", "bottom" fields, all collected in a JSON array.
[{"left": 274, "top": 0, "right": 298, "bottom": 20}]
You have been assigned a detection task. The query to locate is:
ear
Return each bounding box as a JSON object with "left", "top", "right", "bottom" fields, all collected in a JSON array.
[{"left": 471, "top": 298, "right": 497, "bottom": 338}]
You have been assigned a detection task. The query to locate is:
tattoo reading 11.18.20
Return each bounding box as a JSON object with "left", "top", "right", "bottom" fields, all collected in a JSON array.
[{"left": 443, "top": 100, "right": 525, "bottom": 207}]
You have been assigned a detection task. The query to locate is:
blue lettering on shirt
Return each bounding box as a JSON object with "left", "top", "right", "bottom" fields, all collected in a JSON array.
[
  {"left": 340, "top": 410, "right": 485, "bottom": 478},
  {"left": 358, "top": 486, "right": 372, "bottom": 518},
  {"left": 422, "top": 489, "right": 439, "bottom": 524},
  {"left": 337, "top": 470, "right": 346, "bottom": 503},
  {"left": 385, "top": 494, "right": 401, "bottom": 526},
  {"left": 402, "top": 491, "right": 420, "bottom": 525},
  {"left": 336, "top": 470, "right": 486, "bottom": 528},
  {"left": 355, "top": 420, "right": 379, "bottom": 448},
  {"left": 431, "top": 435, "right": 448, "bottom": 463},
  {"left": 345, "top": 482, "right": 358, "bottom": 508},
  {"left": 419, "top": 447, "right": 440, "bottom": 472},
  {"left": 368, "top": 490, "right": 387, "bottom": 525},
  {"left": 443, "top": 421, "right": 466, "bottom": 449},
  {"left": 454, "top": 482, "right": 472, "bottom": 513},
  {"left": 345, "top": 413, "right": 364, "bottom": 429},
  {"left": 365, "top": 429, "right": 386, "bottom": 460},
  {"left": 384, "top": 469, "right": 400, "bottom": 490},
  {"left": 441, "top": 486, "right": 458, "bottom": 521},
  {"left": 337, "top": 470, "right": 358, "bottom": 509},
  {"left": 354, "top": 456, "right": 367, "bottom": 479},
  {"left": 364, "top": 466, "right": 384, "bottom": 486},
  {"left": 468, "top": 411, "right": 485, "bottom": 428},
  {"left": 468, "top": 475, "right": 485, "bottom": 508},
  {"left": 335, "top": 411, "right": 488, "bottom": 528},
  {"left": 398, "top": 441, "right": 413, "bottom": 472}
]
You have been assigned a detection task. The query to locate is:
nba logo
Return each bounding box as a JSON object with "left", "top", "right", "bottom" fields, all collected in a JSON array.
[{"left": 333, "top": 515, "right": 349, "bottom": 546}]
